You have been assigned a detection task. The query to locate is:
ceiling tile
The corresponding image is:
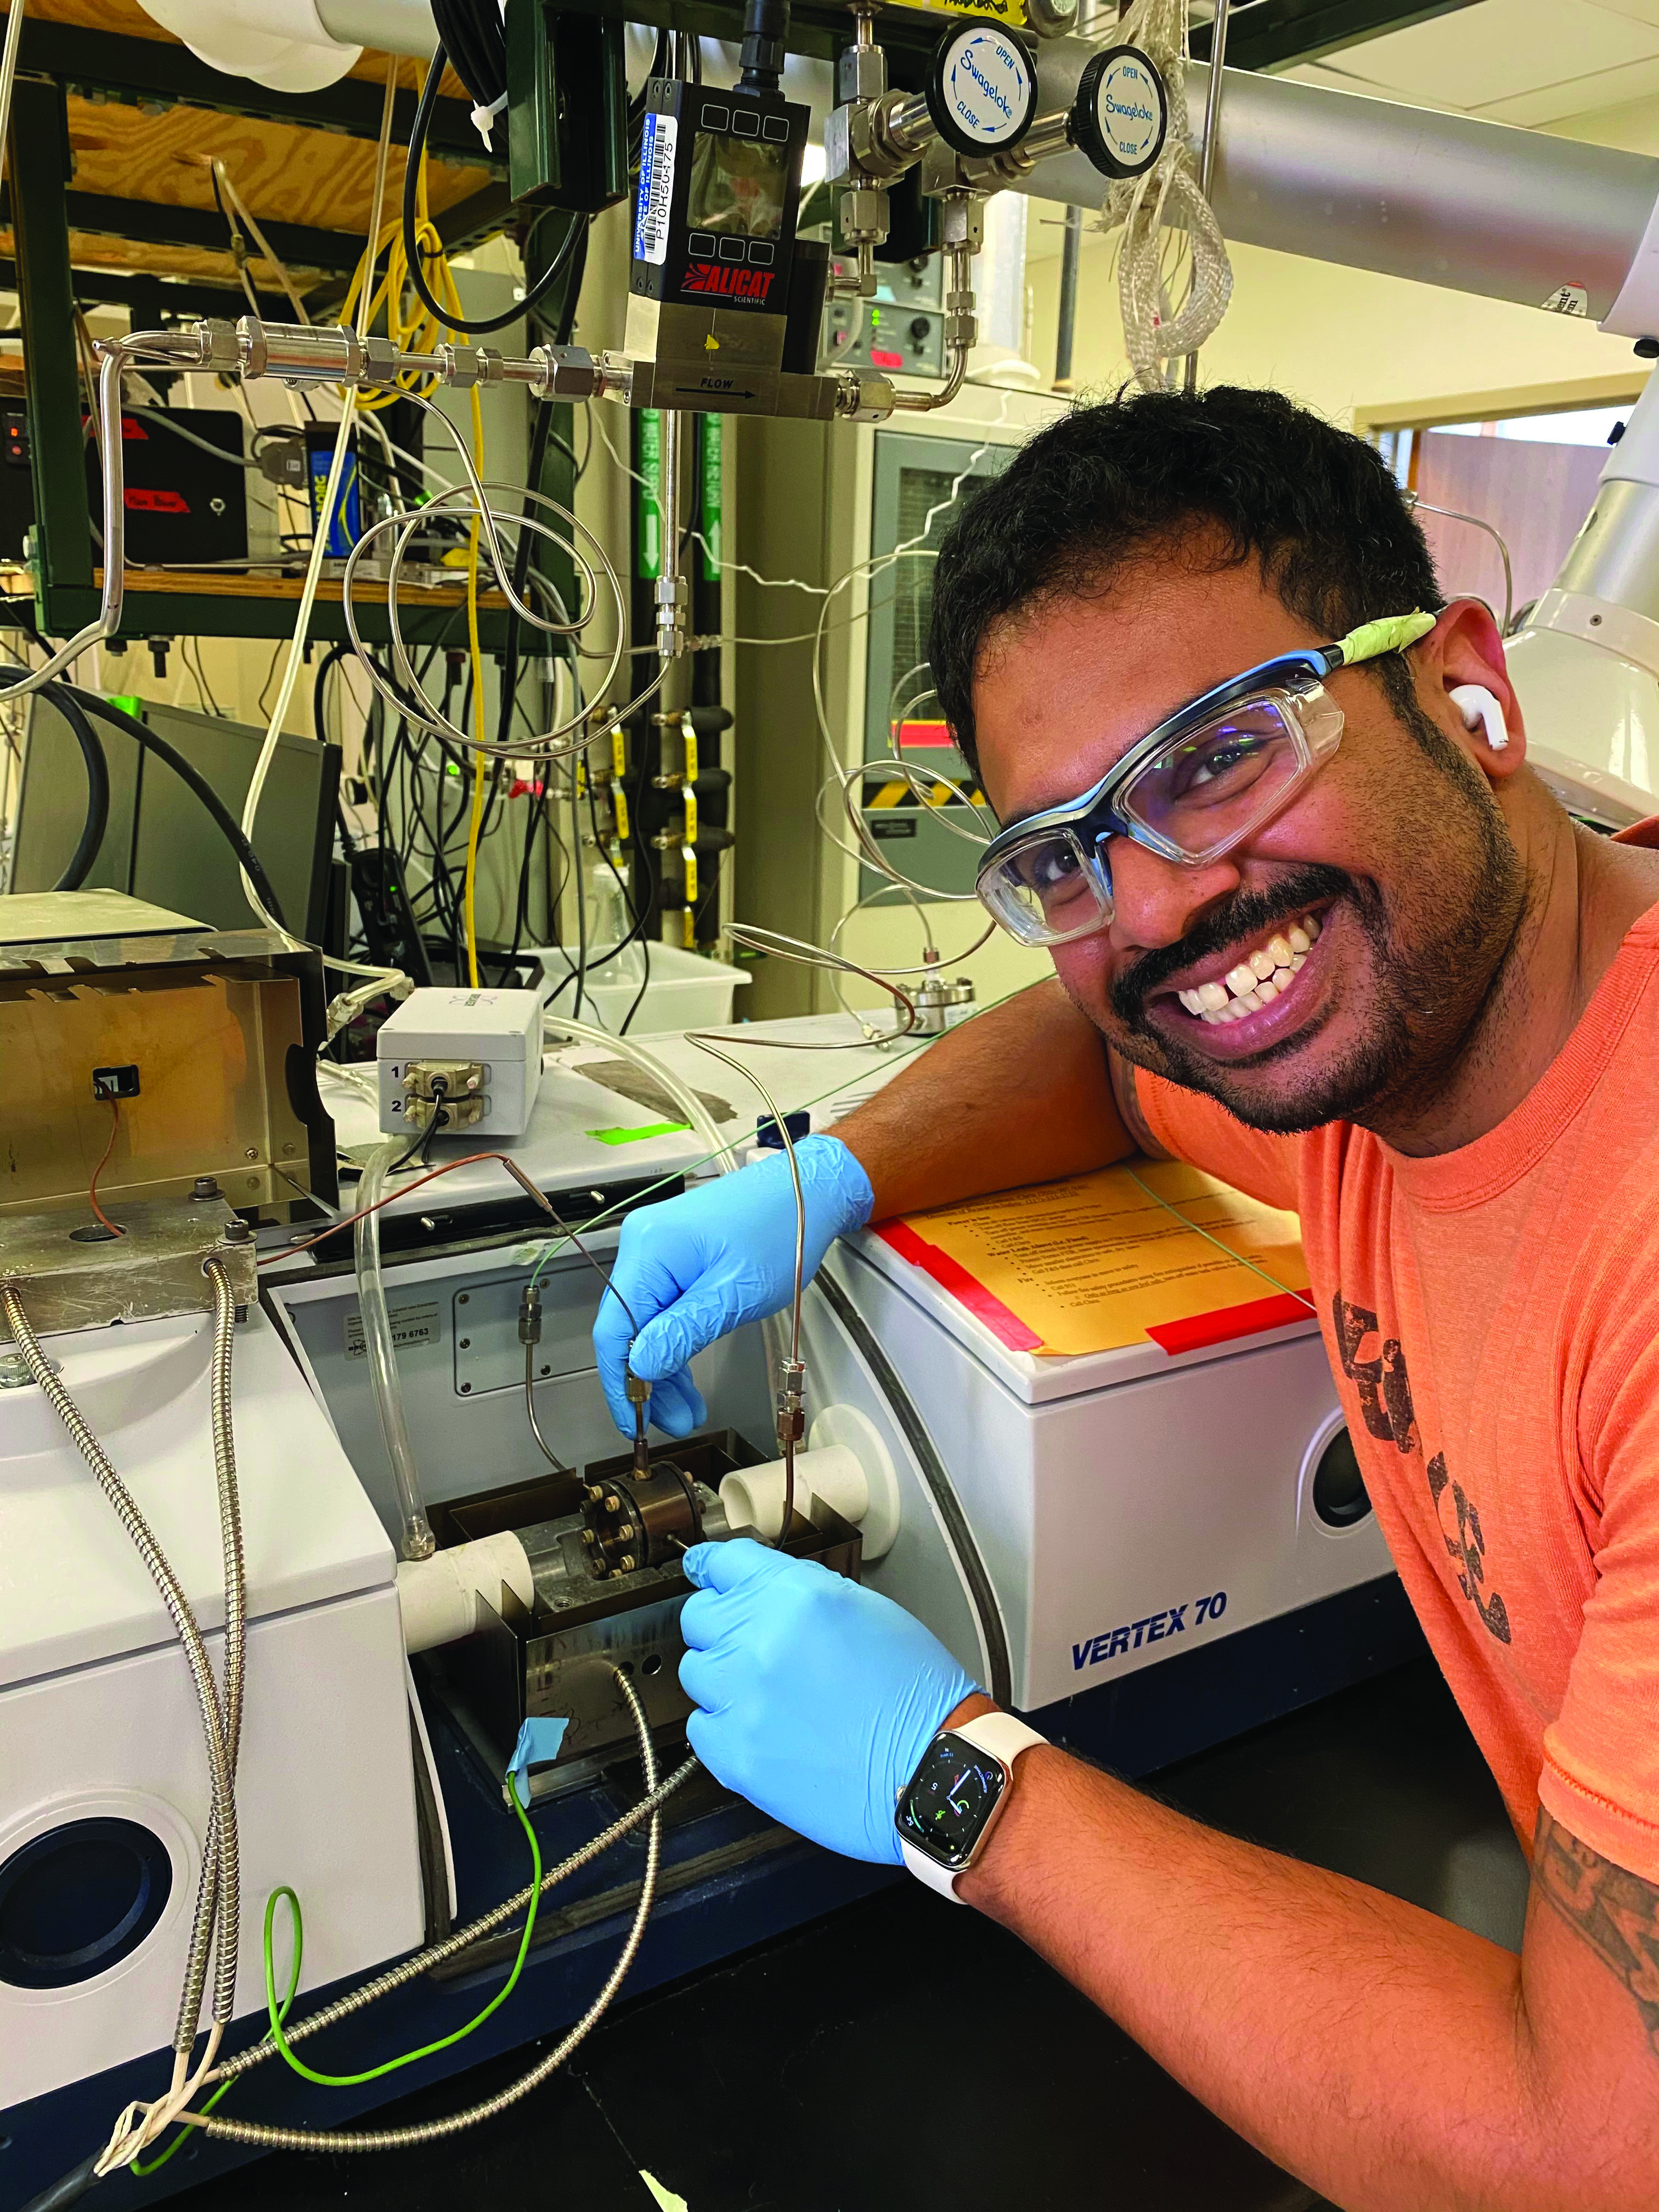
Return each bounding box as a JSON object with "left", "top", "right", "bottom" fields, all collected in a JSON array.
[
  {"left": 1581, "top": 0, "right": 1659, "bottom": 28},
  {"left": 1473, "top": 48, "right": 1659, "bottom": 117},
  {"left": 1325, "top": 0, "right": 1659, "bottom": 107},
  {"left": 1273, "top": 60, "right": 1470, "bottom": 112}
]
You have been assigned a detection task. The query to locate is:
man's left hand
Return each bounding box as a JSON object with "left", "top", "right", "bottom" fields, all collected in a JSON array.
[{"left": 678, "top": 1538, "right": 978, "bottom": 1863}]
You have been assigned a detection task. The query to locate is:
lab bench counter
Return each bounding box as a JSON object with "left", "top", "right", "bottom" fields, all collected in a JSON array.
[{"left": 167, "top": 1649, "right": 1525, "bottom": 2212}]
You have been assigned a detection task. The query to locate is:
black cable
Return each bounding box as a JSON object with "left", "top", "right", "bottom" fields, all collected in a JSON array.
[
  {"left": 538, "top": 776, "right": 649, "bottom": 1010},
  {"left": 403, "top": 50, "right": 589, "bottom": 336},
  {"left": 312, "top": 638, "right": 354, "bottom": 744},
  {"left": 386, "top": 1089, "right": 448, "bottom": 1174},
  {"left": 569, "top": 759, "right": 589, "bottom": 1022},
  {"left": 620, "top": 934, "right": 652, "bottom": 1033},
  {"left": 27, "top": 681, "right": 289, "bottom": 931},
  {"left": 433, "top": 0, "right": 504, "bottom": 109},
  {"left": 16, "top": 2149, "right": 100, "bottom": 2212},
  {"left": 47, "top": 684, "right": 110, "bottom": 893},
  {"left": 129, "top": 406, "right": 259, "bottom": 472},
  {"left": 492, "top": 400, "right": 554, "bottom": 982},
  {"left": 619, "top": 746, "right": 654, "bottom": 1034}
]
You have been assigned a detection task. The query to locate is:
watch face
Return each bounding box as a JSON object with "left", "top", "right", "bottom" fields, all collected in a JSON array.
[{"left": 896, "top": 1735, "right": 1006, "bottom": 1870}]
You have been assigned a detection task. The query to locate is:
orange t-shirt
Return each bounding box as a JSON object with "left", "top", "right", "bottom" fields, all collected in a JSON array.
[{"left": 1136, "top": 871, "right": 1659, "bottom": 1883}]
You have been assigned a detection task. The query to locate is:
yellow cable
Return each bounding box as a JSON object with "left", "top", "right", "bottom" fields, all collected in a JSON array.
[
  {"left": 463, "top": 479, "right": 487, "bottom": 986},
  {"left": 449, "top": 250, "right": 488, "bottom": 985},
  {"left": 331, "top": 56, "right": 493, "bottom": 981}
]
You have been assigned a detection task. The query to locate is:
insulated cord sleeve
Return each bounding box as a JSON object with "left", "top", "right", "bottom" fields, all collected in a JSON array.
[
  {"left": 15, "top": 2152, "right": 101, "bottom": 2212},
  {"left": 47, "top": 684, "right": 110, "bottom": 893},
  {"left": 401, "top": 52, "right": 589, "bottom": 337},
  {"left": 50, "top": 683, "right": 289, "bottom": 932}
]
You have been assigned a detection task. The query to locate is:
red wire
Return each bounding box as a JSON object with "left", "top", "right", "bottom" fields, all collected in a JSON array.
[
  {"left": 88, "top": 1094, "right": 124, "bottom": 1237},
  {"left": 256, "top": 1150, "right": 524, "bottom": 1265}
]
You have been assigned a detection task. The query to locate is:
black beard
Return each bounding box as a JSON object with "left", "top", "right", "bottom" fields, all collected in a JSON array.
[{"left": 1098, "top": 715, "right": 1528, "bottom": 1137}]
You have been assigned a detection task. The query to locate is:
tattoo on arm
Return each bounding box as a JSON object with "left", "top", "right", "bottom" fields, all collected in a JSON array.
[{"left": 1534, "top": 1809, "right": 1659, "bottom": 2055}]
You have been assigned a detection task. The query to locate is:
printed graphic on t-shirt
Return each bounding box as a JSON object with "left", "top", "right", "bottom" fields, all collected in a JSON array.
[{"left": 1333, "top": 1294, "right": 1513, "bottom": 1646}]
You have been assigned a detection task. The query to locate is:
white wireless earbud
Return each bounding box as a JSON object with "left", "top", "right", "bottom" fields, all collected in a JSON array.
[{"left": 1449, "top": 684, "right": 1509, "bottom": 752}]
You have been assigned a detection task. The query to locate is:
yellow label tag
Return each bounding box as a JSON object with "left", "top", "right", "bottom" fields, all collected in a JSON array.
[
  {"left": 683, "top": 847, "right": 698, "bottom": 905},
  {"left": 682, "top": 790, "right": 699, "bottom": 845},
  {"left": 916, "top": 0, "right": 1028, "bottom": 21},
  {"left": 614, "top": 788, "right": 630, "bottom": 841},
  {"left": 681, "top": 721, "right": 699, "bottom": 782},
  {"left": 611, "top": 725, "right": 627, "bottom": 780}
]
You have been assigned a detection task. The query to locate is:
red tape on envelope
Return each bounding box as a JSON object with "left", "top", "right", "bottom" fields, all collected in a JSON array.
[{"left": 877, "top": 1222, "right": 1046, "bottom": 1352}]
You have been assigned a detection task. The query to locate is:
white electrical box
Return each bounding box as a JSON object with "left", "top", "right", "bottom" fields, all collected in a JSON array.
[{"left": 376, "top": 985, "right": 545, "bottom": 1139}]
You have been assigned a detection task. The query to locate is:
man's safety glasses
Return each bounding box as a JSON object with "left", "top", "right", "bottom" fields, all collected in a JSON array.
[{"left": 975, "top": 612, "right": 1436, "bottom": 948}]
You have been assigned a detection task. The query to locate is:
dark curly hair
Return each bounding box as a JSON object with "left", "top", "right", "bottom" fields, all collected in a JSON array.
[{"left": 927, "top": 386, "right": 1444, "bottom": 778}]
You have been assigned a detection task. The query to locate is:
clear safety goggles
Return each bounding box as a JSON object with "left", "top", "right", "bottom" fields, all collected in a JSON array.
[{"left": 975, "top": 613, "right": 1436, "bottom": 949}]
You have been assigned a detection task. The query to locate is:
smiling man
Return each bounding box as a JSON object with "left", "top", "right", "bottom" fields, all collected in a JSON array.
[{"left": 592, "top": 387, "right": 1659, "bottom": 2208}]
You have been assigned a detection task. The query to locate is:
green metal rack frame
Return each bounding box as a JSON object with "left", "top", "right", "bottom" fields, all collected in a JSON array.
[{"left": 1, "top": 26, "right": 517, "bottom": 648}]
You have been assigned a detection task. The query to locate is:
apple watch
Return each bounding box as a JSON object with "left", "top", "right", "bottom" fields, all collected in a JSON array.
[{"left": 895, "top": 1710, "right": 1047, "bottom": 1901}]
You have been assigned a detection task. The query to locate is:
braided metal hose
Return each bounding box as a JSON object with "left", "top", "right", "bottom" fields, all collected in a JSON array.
[
  {"left": 172, "top": 1261, "right": 248, "bottom": 2048},
  {"left": 210, "top": 1740, "right": 695, "bottom": 2083},
  {"left": 195, "top": 1671, "right": 680, "bottom": 2150},
  {"left": 1, "top": 1284, "right": 240, "bottom": 2047}
]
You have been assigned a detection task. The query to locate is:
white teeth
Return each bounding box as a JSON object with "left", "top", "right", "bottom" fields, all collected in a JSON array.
[{"left": 1188, "top": 915, "right": 1319, "bottom": 1034}]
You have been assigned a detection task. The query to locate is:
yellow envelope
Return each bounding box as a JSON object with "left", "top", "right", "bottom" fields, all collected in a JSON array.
[{"left": 889, "top": 1157, "right": 1312, "bottom": 1357}]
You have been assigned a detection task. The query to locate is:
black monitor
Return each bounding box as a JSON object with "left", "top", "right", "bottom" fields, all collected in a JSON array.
[{"left": 8, "top": 696, "right": 338, "bottom": 943}]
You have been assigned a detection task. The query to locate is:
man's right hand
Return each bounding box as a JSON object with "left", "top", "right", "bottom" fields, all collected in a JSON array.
[{"left": 593, "top": 1133, "right": 874, "bottom": 1437}]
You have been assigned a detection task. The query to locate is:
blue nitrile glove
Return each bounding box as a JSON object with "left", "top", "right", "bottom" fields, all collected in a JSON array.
[
  {"left": 594, "top": 1135, "right": 874, "bottom": 1438},
  {"left": 678, "top": 1538, "right": 978, "bottom": 1863}
]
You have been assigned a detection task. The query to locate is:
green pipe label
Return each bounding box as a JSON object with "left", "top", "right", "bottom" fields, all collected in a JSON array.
[
  {"left": 637, "top": 409, "right": 662, "bottom": 579},
  {"left": 698, "top": 414, "right": 723, "bottom": 583}
]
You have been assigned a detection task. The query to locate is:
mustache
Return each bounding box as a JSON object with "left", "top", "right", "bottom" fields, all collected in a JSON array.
[{"left": 1110, "top": 863, "right": 1356, "bottom": 1028}]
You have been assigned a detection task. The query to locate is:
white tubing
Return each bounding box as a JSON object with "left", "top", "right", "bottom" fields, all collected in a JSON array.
[
  {"left": 398, "top": 1531, "right": 535, "bottom": 1654},
  {"left": 134, "top": 1, "right": 364, "bottom": 91},
  {"left": 543, "top": 1014, "right": 731, "bottom": 1165},
  {"left": 721, "top": 1446, "right": 867, "bottom": 1539},
  {"left": 317, "top": 0, "right": 436, "bottom": 52},
  {"left": 354, "top": 1140, "right": 437, "bottom": 1561},
  {"left": 719, "top": 1405, "right": 900, "bottom": 1559}
]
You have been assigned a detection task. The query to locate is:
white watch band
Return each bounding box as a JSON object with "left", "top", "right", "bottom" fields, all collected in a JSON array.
[{"left": 898, "top": 1712, "right": 1047, "bottom": 1903}]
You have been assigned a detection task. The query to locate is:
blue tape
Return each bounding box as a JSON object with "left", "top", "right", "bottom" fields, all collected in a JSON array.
[{"left": 508, "top": 1716, "right": 569, "bottom": 1807}]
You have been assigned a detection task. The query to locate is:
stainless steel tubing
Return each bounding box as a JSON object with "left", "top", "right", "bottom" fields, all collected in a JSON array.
[
  {"left": 0, "top": 1284, "right": 240, "bottom": 2034},
  {"left": 195, "top": 1673, "right": 685, "bottom": 2150},
  {"left": 172, "top": 1260, "right": 246, "bottom": 2049},
  {"left": 1012, "top": 61, "right": 1659, "bottom": 319},
  {"left": 4, "top": 328, "right": 206, "bottom": 700},
  {"left": 890, "top": 240, "right": 972, "bottom": 412},
  {"left": 1184, "top": 0, "right": 1231, "bottom": 394}
]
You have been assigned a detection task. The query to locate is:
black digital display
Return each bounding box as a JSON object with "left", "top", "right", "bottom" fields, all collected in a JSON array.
[
  {"left": 895, "top": 1735, "right": 1006, "bottom": 1870},
  {"left": 686, "top": 129, "right": 788, "bottom": 239}
]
